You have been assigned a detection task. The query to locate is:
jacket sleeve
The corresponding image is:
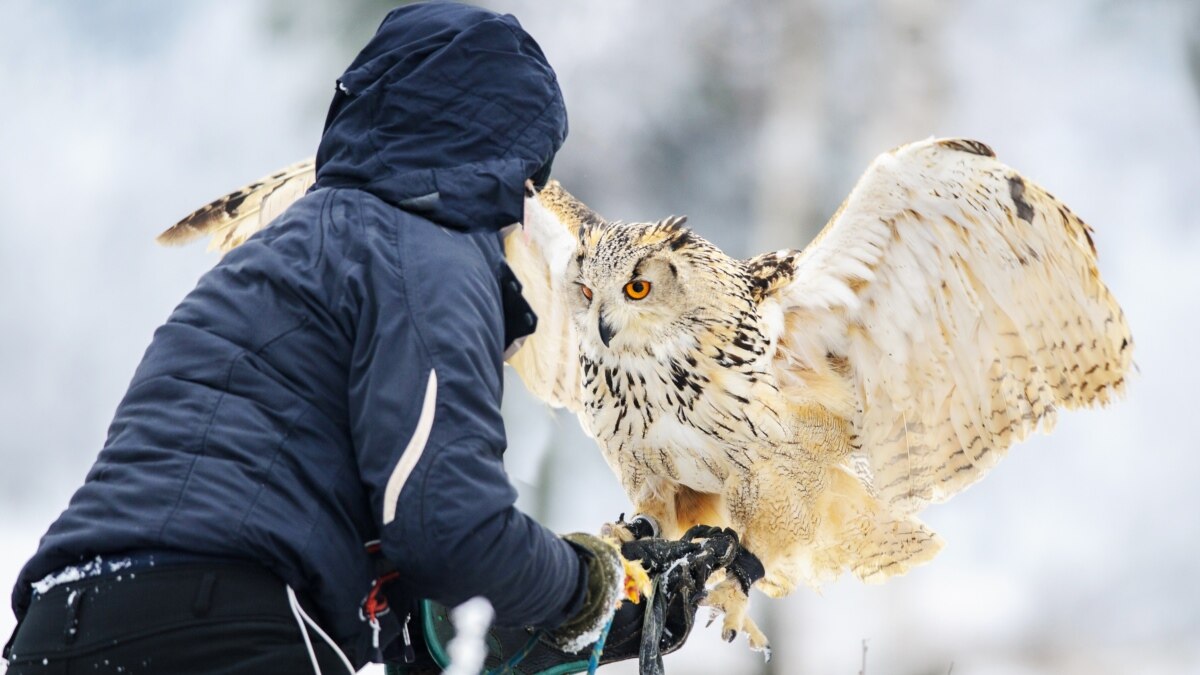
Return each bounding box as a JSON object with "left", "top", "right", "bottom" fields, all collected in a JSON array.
[{"left": 343, "top": 214, "right": 584, "bottom": 629}]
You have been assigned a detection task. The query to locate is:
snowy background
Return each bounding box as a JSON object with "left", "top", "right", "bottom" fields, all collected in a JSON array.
[{"left": 3, "top": 1, "right": 1200, "bottom": 674}]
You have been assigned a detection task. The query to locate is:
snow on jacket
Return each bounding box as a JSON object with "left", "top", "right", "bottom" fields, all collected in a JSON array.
[{"left": 13, "top": 3, "right": 583, "bottom": 667}]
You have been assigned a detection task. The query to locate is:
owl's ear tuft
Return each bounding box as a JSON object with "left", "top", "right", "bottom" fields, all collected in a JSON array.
[
  {"left": 660, "top": 215, "right": 689, "bottom": 231},
  {"left": 661, "top": 218, "right": 692, "bottom": 250}
]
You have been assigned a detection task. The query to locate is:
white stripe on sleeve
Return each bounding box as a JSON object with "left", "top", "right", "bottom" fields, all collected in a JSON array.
[{"left": 383, "top": 369, "right": 438, "bottom": 525}]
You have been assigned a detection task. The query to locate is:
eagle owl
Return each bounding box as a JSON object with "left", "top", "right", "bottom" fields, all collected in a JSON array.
[{"left": 161, "top": 138, "right": 1133, "bottom": 655}]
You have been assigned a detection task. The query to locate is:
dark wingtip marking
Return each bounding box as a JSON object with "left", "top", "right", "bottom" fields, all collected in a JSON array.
[
  {"left": 1007, "top": 175, "right": 1035, "bottom": 223},
  {"left": 745, "top": 251, "right": 799, "bottom": 302},
  {"left": 222, "top": 191, "right": 249, "bottom": 216},
  {"left": 156, "top": 196, "right": 230, "bottom": 245},
  {"left": 155, "top": 160, "right": 315, "bottom": 248},
  {"left": 158, "top": 181, "right": 258, "bottom": 246},
  {"left": 1081, "top": 223, "right": 1097, "bottom": 255},
  {"left": 939, "top": 138, "right": 996, "bottom": 158},
  {"left": 155, "top": 222, "right": 197, "bottom": 245}
]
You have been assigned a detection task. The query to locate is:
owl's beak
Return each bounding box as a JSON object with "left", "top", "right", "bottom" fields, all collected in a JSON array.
[{"left": 598, "top": 313, "right": 618, "bottom": 347}]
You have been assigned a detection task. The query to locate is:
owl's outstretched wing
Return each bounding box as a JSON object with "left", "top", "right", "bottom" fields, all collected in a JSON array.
[
  {"left": 159, "top": 166, "right": 590, "bottom": 411},
  {"left": 764, "top": 138, "right": 1132, "bottom": 516},
  {"left": 157, "top": 159, "right": 316, "bottom": 253},
  {"left": 504, "top": 181, "right": 600, "bottom": 413}
]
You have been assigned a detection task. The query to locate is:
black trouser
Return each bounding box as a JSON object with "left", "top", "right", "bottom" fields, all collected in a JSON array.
[{"left": 4, "top": 562, "right": 352, "bottom": 674}]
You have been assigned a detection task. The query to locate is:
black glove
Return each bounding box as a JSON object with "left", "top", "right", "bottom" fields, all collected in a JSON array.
[{"left": 618, "top": 525, "right": 740, "bottom": 675}]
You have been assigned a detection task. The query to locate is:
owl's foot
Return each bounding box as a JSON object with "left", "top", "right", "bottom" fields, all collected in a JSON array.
[{"left": 702, "top": 578, "right": 771, "bottom": 659}]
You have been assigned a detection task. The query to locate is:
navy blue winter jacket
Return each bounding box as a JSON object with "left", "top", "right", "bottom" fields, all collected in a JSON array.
[{"left": 13, "top": 3, "right": 583, "bottom": 667}]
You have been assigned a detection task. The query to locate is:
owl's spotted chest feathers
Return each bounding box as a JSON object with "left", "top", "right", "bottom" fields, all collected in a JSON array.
[{"left": 579, "top": 310, "right": 790, "bottom": 493}]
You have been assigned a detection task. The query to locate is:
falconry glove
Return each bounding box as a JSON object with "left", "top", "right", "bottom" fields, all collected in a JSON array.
[
  {"left": 618, "top": 525, "right": 744, "bottom": 674},
  {"left": 546, "top": 533, "right": 628, "bottom": 653}
]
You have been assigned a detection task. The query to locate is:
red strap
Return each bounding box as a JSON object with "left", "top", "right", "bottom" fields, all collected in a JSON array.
[{"left": 363, "top": 570, "right": 401, "bottom": 623}]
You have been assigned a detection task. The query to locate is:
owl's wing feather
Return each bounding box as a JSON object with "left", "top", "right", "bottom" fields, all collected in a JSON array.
[
  {"left": 770, "top": 137, "right": 1132, "bottom": 515},
  {"left": 157, "top": 159, "right": 316, "bottom": 253},
  {"left": 158, "top": 164, "right": 590, "bottom": 411},
  {"left": 503, "top": 181, "right": 599, "bottom": 413}
]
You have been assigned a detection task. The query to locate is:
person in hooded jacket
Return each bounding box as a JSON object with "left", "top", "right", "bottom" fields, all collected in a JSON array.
[{"left": 3, "top": 4, "right": 723, "bottom": 674}]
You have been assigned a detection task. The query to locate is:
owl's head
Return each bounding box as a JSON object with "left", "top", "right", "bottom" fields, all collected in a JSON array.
[
  {"left": 568, "top": 217, "right": 744, "bottom": 357},
  {"left": 520, "top": 180, "right": 749, "bottom": 360}
]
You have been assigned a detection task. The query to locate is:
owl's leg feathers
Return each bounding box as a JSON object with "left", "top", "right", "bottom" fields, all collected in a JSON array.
[{"left": 600, "top": 463, "right": 684, "bottom": 542}]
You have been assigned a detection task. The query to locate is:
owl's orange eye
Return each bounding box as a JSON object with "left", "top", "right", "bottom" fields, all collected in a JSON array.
[
  {"left": 624, "top": 280, "right": 651, "bottom": 300},
  {"left": 580, "top": 285, "right": 593, "bottom": 301}
]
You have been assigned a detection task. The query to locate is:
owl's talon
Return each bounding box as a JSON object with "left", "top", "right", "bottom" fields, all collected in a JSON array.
[
  {"left": 702, "top": 577, "right": 770, "bottom": 653},
  {"left": 745, "top": 625, "right": 770, "bottom": 653},
  {"left": 705, "top": 608, "right": 719, "bottom": 628}
]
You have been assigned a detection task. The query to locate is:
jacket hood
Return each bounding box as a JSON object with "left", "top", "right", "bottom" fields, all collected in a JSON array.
[{"left": 314, "top": 3, "right": 567, "bottom": 231}]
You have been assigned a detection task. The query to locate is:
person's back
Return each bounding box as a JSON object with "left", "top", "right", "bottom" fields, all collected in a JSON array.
[{"left": 6, "top": 4, "right": 584, "bottom": 671}]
